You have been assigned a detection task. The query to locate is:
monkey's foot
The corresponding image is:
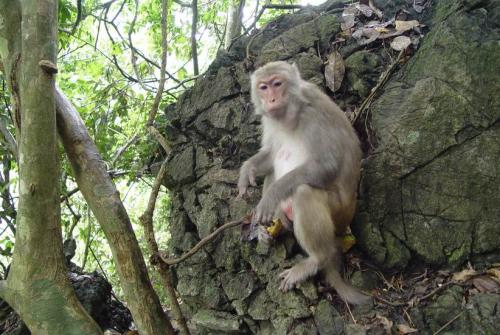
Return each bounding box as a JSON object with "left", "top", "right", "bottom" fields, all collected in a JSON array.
[{"left": 279, "top": 259, "right": 318, "bottom": 291}]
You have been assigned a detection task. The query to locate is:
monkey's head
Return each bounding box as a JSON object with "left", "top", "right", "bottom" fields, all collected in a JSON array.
[{"left": 250, "top": 61, "right": 302, "bottom": 119}]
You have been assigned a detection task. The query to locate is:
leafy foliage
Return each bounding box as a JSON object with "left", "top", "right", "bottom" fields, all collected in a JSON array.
[{"left": 0, "top": 0, "right": 302, "bottom": 301}]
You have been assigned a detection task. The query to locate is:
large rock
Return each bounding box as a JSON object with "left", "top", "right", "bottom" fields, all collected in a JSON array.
[
  {"left": 352, "top": 0, "right": 500, "bottom": 270},
  {"left": 161, "top": 0, "right": 500, "bottom": 333}
]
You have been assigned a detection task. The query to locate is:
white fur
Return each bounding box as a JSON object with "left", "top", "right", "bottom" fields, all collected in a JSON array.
[{"left": 263, "top": 118, "right": 309, "bottom": 180}]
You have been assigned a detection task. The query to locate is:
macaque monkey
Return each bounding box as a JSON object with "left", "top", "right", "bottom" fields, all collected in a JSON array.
[{"left": 238, "top": 61, "right": 369, "bottom": 304}]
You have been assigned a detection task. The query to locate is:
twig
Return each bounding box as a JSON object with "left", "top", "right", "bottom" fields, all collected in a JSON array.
[
  {"left": 0, "top": 121, "right": 18, "bottom": 161},
  {"left": 128, "top": 0, "right": 149, "bottom": 91},
  {"left": 246, "top": 29, "right": 264, "bottom": 59},
  {"left": 146, "top": 1, "right": 168, "bottom": 125},
  {"left": 161, "top": 217, "right": 250, "bottom": 266},
  {"left": 352, "top": 50, "right": 405, "bottom": 124},
  {"left": 70, "top": 0, "right": 83, "bottom": 35},
  {"left": 149, "top": 126, "right": 172, "bottom": 154},
  {"left": 191, "top": 0, "right": 199, "bottom": 76},
  {"left": 139, "top": 158, "right": 191, "bottom": 335},
  {"left": 344, "top": 299, "right": 357, "bottom": 323},
  {"left": 419, "top": 281, "right": 454, "bottom": 302},
  {"left": 138, "top": 1, "right": 189, "bottom": 334},
  {"left": 432, "top": 311, "right": 464, "bottom": 335},
  {"left": 111, "top": 133, "right": 139, "bottom": 165},
  {"left": 60, "top": 187, "right": 80, "bottom": 202},
  {"left": 165, "top": 74, "right": 200, "bottom": 94},
  {"left": 244, "top": 4, "right": 303, "bottom": 35},
  {"left": 373, "top": 294, "right": 407, "bottom": 307},
  {"left": 374, "top": 281, "right": 457, "bottom": 307}
]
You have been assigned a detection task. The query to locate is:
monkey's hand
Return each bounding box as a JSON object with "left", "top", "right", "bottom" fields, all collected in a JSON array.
[
  {"left": 252, "top": 189, "right": 280, "bottom": 225},
  {"left": 238, "top": 161, "right": 257, "bottom": 197}
]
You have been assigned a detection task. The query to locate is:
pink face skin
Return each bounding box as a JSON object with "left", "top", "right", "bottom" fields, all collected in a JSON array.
[{"left": 257, "top": 75, "right": 288, "bottom": 118}]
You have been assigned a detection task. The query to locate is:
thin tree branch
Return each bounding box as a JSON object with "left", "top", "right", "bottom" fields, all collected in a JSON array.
[
  {"left": 139, "top": 160, "right": 191, "bottom": 335},
  {"left": 244, "top": 4, "right": 303, "bottom": 35},
  {"left": 190, "top": 0, "right": 199, "bottom": 76},
  {"left": 70, "top": 0, "right": 84, "bottom": 34},
  {"left": 110, "top": 133, "right": 140, "bottom": 166},
  {"left": 161, "top": 217, "right": 250, "bottom": 266},
  {"left": 174, "top": 0, "right": 191, "bottom": 7},
  {"left": 0, "top": 121, "right": 17, "bottom": 161},
  {"left": 352, "top": 50, "right": 405, "bottom": 124},
  {"left": 146, "top": 0, "right": 168, "bottom": 126},
  {"left": 139, "top": 1, "right": 190, "bottom": 334}
]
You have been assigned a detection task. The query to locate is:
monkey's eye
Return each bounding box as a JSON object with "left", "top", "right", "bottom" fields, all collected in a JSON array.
[
  {"left": 259, "top": 84, "right": 268, "bottom": 90},
  {"left": 273, "top": 81, "right": 282, "bottom": 87}
]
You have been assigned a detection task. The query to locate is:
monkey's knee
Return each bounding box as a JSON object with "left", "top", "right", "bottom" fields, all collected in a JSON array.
[{"left": 293, "top": 184, "right": 316, "bottom": 203}]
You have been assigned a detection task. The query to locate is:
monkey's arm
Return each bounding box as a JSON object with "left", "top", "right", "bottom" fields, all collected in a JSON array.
[
  {"left": 253, "top": 160, "right": 337, "bottom": 223},
  {"left": 238, "top": 148, "right": 274, "bottom": 196}
]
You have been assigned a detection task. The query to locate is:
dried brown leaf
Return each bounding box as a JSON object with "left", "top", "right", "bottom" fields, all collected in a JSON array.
[
  {"left": 365, "top": 19, "right": 394, "bottom": 29},
  {"left": 395, "top": 20, "right": 420, "bottom": 32},
  {"left": 352, "top": 27, "right": 380, "bottom": 45},
  {"left": 375, "top": 314, "right": 393, "bottom": 332},
  {"left": 486, "top": 268, "right": 500, "bottom": 279},
  {"left": 452, "top": 268, "right": 477, "bottom": 282},
  {"left": 342, "top": 6, "right": 358, "bottom": 30},
  {"left": 414, "top": 283, "right": 429, "bottom": 295},
  {"left": 352, "top": 28, "right": 364, "bottom": 39},
  {"left": 397, "top": 324, "right": 418, "bottom": 334},
  {"left": 471, "top": 275, "right": 500, "bottom": 293},
  {"left": 325, "top": 51, "right": 345, "bottom": 93},
  {"left": 390, "top": 35, "right": 412, "bottom": 51}
]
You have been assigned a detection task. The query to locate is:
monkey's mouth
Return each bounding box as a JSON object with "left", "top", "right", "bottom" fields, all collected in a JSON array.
[{"left": 266, "top": 105, "right": 286, "bottom": 118}]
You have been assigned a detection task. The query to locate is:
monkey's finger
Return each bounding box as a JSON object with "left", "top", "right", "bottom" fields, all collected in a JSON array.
[
  {"left": 249, "top": 171, "right": 257, "bottom": 186},
  {"left": 278, "top": 269, "right": 291, "bottom": 279},
  {"left": 237, "top": 186, "right": 247, "bottom": 197},
  {"left": 252, "top": 210, "right": 263, "bottom": 225}
]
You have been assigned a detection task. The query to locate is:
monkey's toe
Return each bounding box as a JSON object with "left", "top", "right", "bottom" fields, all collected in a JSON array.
[{"left": 279, "top": 269, "right": 297, "bottom": 292}]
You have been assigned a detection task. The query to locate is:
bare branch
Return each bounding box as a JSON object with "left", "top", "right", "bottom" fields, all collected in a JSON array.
[
  {"left": 110, "top": 133, "right": 140, "bottom": 166},
  {"left": 174, "top": 0, "right": 191, "bottom": 7},
  {"left": 0, "top": 121, "right": 17, "bottom": 161},
  {"left": 70, "top": 0, "right": 83, "bottom": 34},
  {"left": 146, "top": 0, "right": 169, "bottom": 125},
  {"left": 161, "top": 217, "right": 250, "bottom": 266},
  {"left": 138, "top": 158, "right": 190, "bottom": 335},
  {"left": 244, "top": 4, "right": 303, "bottom": 35},
  {"left": 191, "top": 0, "right": 199, "bottom": 75}
]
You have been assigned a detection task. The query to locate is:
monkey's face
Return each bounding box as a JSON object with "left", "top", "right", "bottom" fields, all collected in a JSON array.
[{"left": 256, "top": 75, "right": 289, "bottom": 118}]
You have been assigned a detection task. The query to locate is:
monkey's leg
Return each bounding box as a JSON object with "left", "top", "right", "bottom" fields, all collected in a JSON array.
[{"left": 279, "top": 185, "right": 332, "bottom": 291}]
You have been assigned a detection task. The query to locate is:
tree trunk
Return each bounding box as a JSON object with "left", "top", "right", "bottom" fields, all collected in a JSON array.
[
  {"left": 56, "top": 89, "right": 176, "bottom": 335},
  {"left": 224, "top": 0, "right": 245, "bottom": 49},
  {"left": 0, "top": 0, "right": 103, "bottom": 334}
]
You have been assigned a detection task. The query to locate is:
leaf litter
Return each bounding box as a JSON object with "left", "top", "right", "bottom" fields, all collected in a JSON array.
[{"left": 338, "top": 0, "right": 425, "bottom": 50}]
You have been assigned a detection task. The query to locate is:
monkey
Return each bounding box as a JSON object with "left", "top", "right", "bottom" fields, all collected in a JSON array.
[{"left": 238, "top": 61, "right": 369, "bottom": 305}]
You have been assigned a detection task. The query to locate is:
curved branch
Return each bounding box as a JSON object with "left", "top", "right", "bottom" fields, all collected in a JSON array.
[{"left": 161, "top": 217, "right": 250, "bottom": 266}]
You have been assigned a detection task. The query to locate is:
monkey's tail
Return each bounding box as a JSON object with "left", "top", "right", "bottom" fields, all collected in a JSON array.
[{"left": 325, "top": 268, "right": 371, "bottom": 305}]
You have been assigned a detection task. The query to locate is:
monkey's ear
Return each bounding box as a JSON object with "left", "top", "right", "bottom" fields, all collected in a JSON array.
[{"left": 290, "top": 62, "right": 301, "bottom": 79}]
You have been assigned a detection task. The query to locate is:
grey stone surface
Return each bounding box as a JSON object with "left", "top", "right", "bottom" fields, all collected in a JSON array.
[{"left": 160, "top": 0, "right": 500, "bottom": 333}]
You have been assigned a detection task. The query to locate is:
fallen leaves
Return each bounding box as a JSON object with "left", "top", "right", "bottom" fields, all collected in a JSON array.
[
  {"left": 395, "top": 20, "right": 420, "bottom": 32},
  {"left": 338, "top": 2, "right": 425, "bottom": 51},
  {"left": 452, "top": 268, "right": 477, "bottom": 282},
  {"left": 471, "top": 276, "right": 500, "bottom": 293},
  {"left": 325, "top": 51, "right": 345, "bottom": 92},
  {"left": 397, "top": 324, "right": 418, "bottom": 334},
  {"left": 390, "top": 36, "right": 412, "bottom": 51},
  {"left": 451, "top": 265, "right": 500, "bottom": 293}
]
